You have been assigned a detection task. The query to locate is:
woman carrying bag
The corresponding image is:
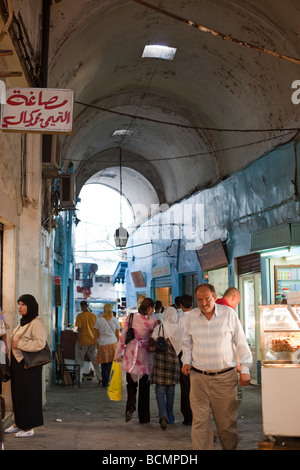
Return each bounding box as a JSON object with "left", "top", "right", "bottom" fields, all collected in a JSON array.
[
  {"left": 114, "top": 298, "right": 157, "bottom": 424},
  {"left": 5, "top": 294, "right": 47, "bottom": 438},
  {"left": 150, "top": 306, "right": 181, "bottom": 430},
  {"left": 94, "top": 303, "right": 120, "bottom": 388}
]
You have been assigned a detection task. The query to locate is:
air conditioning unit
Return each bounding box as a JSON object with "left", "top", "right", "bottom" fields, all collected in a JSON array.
[
  {"left": 59, "top": 173, "right": 75, "bottom": 209},
  {"left": 42, "top": 134, "right": 61, "bottom": 169}
]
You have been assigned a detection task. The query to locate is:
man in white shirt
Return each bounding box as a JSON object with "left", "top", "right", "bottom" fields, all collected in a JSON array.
[{"left": 181, "top": 283, "right": 252, "bottom": 450}]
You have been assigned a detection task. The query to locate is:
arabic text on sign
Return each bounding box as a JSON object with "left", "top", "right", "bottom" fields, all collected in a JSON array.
[{"left": 1, "top": 88, "right": 74, "bottom": 134}]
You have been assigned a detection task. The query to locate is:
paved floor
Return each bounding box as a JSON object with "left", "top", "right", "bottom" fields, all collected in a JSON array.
[{"left": 2, "top": 373, "right": 264, "bottom": 452}]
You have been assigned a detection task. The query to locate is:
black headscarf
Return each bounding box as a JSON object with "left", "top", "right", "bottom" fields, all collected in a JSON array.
[{"left": 17, "top": 294, "right": 39, "bottom": 326}]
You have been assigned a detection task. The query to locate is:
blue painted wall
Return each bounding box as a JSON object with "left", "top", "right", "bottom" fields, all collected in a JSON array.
[
  {"left": 53, "top": 210, "right": 76, "bottom": 344},
  {"left": 126, "top": 139, "right": 300, "bottom": 307}
]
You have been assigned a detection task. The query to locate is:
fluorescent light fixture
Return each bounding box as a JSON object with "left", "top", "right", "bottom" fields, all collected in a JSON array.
[
  {"left": 261, "top": 249, "right": 291, "bottom": 258},
  {"left": 142, "top": 45, "right": 177, "bottom": 60},
  {"left": 260, "top": 247, "right": 300, "bottom": 258},
  {"left": 112, "top": 129, "right": 134, "bottom": 136},
  {"left": 286, "top": 254, "right": 300, "bottom": 261}
]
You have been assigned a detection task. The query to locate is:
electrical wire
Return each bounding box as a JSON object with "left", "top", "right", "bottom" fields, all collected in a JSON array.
[
  {"left": 74, "top": 241, "right": 152, "bottom": 253},
  {"left": 132, "top": 0, "right": 300, "bottom": 66},
  {"left": 75, "top": 100, "right": 300, "bottom": 134},
  {"left": 62, "top": 129, "right": 297, "bottom": 163}
]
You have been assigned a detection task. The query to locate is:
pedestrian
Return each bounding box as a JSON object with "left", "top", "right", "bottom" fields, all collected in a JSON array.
[
  {"left": 75, "top": 300, "right": 102, "bottom": 384},
  {"left": 150, "top": 306, "right": 181, "bottom": 430},
  {"left": 0, "top": 309, "right": 8, "bottom": 388},
  {"left": 114, "top": 298, "right": 157, "bottom": 424},
  {"left": 94, "top": 303, "right": 120, "bottom": 387},
  {"left": 181, "top": 283, "right": 252, "bottom": 450},
  {"left": 216, "top": 287, "right": 241, "bottom": 310},
  {"left": 216, "top": 287, "right": 242, "bottom": 372},
  {"left": 216, "top": 287, "right": 243, "bottom": 403},
  {"left": 5, "top": 294, "right": 46, "bottom": 438},
  {"left": 0, "top": 310, "right": 8, "bottom": 447},
  {"left": 152, "top": 300, "right": 164, "bottom": 324},
  {"left": 178, "top": 294, "right": 193, "bottom": 426},
  {"left": 174, "top": 296, "right": 183, "bottom": 319}
]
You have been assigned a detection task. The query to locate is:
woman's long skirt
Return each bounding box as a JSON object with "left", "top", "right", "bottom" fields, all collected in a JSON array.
[{"left": 11, "top": 353, "right": 44, "bottom": 430}]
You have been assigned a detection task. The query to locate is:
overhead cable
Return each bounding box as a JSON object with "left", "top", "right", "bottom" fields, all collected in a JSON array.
[
  {"left": 75, "top": 100, "right": 300, "bottom": 133},
  {"left": 132, "top": 0, "right": 300, "bottom": 66}
]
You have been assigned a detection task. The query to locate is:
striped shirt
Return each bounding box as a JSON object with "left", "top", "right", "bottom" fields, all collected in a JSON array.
[{"left": 181, "top": 303, "right": 252, "bottom": 374}]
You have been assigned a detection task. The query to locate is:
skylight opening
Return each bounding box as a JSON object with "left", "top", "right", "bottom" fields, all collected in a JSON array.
[
  {"left": 142, "top": 45, "right": 177, "bottom": 60},
  {"left": 112, "top": 129, "right": 134, "bottom": 136}
]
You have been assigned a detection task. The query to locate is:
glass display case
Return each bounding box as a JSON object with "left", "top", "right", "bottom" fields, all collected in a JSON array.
[
  {"left": 260, "top": 304, "right": 300, "bottom": 437},
  {"left": 260, "top": 304, "right": 300, "bottom": 363}
]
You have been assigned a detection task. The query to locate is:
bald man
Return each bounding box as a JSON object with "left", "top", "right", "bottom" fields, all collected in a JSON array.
[{"left": 216, "top": 287, "right": 241, "bottom": 310}]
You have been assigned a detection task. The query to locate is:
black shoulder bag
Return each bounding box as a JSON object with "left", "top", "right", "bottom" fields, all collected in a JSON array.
[
  {"left": 125, "top": 313, "right": 135, "bottom": 344},
  {"left": 17, "top": 320, "right": 52, "bottom": 369},
  {"left": 155, "top": 324, "right": 168, "bottom": 352}
]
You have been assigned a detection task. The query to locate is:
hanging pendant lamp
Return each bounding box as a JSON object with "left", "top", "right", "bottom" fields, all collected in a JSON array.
[{"left": 114, "top": 148, "right": 129, "bottom": 247}]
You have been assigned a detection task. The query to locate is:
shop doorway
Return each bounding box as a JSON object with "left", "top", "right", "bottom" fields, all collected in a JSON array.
[
  {"left": 181, "top": 273, "right": 198, "bottom": 308},
  {"left": 239, "top": 272, "right": 261, "bottom": 384},
  {"left": 154, "top": 287, "right": 172, "bottom": 308}
]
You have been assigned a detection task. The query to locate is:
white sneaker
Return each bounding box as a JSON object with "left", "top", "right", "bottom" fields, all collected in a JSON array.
[
  {"left": 14, "top": 429, "right": 34, "bottom": 438},
  {"left": 4, "top": 425, "right": 19, "bottom": 434}
]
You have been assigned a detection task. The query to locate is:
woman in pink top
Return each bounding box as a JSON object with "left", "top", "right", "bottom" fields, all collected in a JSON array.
[{"left": 114, "top": 298, "right": 157, "bottom": 423}]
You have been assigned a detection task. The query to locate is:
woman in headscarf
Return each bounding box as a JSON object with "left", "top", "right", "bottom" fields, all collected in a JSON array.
[
  {"left": 150, "top": 306, "right": 181, "bottom": 430},
  {"left": 114, "top": 297, "right": 157, "bottom": 424},
  {"left": 4, "top": 294, "right": 47, "bottom": 438},
  {"left": 94, "top": 303, "right": 120, "bottom": 387}
]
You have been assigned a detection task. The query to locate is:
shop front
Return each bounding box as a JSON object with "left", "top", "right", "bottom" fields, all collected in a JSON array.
[
  {"left": 180, "top": 272, "right": 199, "bottom": 308},
  {"left": 151, "top": 264, "right": 172, "bottom": 307},
  {"left": 251, "top": 223, "right": 300, "bottom": 305},
  {"left": 260, "top": 304, "right": 300, "bottom": 439},
  {"left": 236, "top": 253, "right": 262, "bottom": 384},
  {"left": 130, "top": 271, "right": 147, "bottom": 310},
  {"left": 249, "top": 223, "right": 300, "bottom": 387}
]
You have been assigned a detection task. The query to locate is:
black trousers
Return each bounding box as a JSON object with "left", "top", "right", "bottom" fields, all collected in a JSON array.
[
  {"left": 179, "top": 352, "right": 193, "bottom": 424},
  {"left": 126, "top": 373, "right": 150, "bottom": 423},
  {"left": 11, "top": 353, "right": 44, "bottom": 430}
]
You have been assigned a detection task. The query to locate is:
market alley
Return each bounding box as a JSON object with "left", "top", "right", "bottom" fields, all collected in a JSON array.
[{"left": 2, "top": 374, "right": 263, "bottom": 452}]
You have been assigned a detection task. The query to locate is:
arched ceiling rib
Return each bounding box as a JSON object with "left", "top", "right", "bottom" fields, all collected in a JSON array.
[{"left": 47, "top": 0, "right": 300, "bottom": 225}]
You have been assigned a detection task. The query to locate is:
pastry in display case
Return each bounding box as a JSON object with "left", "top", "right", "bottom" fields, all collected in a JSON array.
[
  {"left": 260, "top": 304, "right": 300, "bottom": 438},
  {"left": 260, "top": 304, "right": 300, "bottom": 363}
]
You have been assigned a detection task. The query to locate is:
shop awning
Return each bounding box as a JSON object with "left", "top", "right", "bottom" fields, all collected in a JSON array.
[
  {"left": 251, "top": 223, "right": 300, "bottom": 253},
  {"left": 112, "top": 261, "right": 128, "bottom": 284}
]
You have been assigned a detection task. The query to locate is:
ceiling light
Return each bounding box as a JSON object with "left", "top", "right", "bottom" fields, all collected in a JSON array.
[
  {"left": 142, "top": 45, "right": 177, "bottom": 60},
  {"left": 112, "top": 130, "right": 134, "bottom": 136},
  {"left": 260, "top": 247, "right": 300, "bottom": 258}
]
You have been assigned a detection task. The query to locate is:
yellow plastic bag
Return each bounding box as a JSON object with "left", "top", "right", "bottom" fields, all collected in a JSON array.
[{"left": 107, "top": 361, "right": 122, "bottom": 401}]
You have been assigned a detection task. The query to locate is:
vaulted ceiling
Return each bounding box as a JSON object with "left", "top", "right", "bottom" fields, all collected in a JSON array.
[{"left": 47, "top": 0, "right": 300, "bottom": 225}]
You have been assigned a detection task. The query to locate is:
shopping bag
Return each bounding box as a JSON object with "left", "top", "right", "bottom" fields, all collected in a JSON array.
[{"left": 107, "top": 361, "right": 122, "bottom": 401}]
